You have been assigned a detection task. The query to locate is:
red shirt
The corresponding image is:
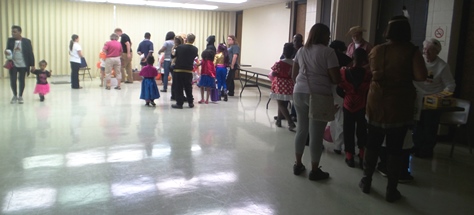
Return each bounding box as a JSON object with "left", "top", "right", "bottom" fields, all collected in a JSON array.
[
  {"left": 339, "top": 66, "right": 372, "bottom": 112},
  {"left": 103, "top": 40, "right": 122, "bottom": 58},
  {"left": 200, "top": 59, "right": 216, "bottom": 78}
]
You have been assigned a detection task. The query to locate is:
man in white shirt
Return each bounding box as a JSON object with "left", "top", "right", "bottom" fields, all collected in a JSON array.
[{"left": 412, "top": 38, "right": 456, "bottom": 158}]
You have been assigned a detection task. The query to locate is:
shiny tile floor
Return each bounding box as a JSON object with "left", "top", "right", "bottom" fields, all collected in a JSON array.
[{"left": 0, "top": 77, "right": 473, "bottom": 215}]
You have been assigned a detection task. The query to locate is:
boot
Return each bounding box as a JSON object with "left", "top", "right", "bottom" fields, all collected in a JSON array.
[
  {"left": 359, "top": 148, "right": 379, "bottom": 194},
  {"left": 386, "top": 155, "right": 402, "bottom": 202}
]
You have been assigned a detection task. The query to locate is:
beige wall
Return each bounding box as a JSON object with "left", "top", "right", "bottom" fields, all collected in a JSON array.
[
  {"left": 0, "top": 0, "right": 232, "bottom": 78},
  {"left": 425, "top": 0, "right": 455, "bottom": 62},
  {"left": 240, "top": 3, "right": 291, "bottom": 69}
]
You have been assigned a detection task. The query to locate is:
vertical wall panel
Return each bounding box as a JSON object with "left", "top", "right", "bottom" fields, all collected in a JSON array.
[{"left": 1, "top": 0, "right": 231, "bottom": 78}]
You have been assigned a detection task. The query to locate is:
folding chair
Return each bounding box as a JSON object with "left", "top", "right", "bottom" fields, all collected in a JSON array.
[
  {"left": 439, "top": 98, "right": 472, "bottom": 157},
  {"left": 79, "top": 57, "right": 92, "bottom": 81}
]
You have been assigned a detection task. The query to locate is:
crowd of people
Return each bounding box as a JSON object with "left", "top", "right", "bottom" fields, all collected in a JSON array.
[
  {"left": 4, "top": 25, "right": 241, "bottom": 107},
  {"left": 4, "top": 15, "right": 457, "bottom": 203},
  {"left": 267, "top": 16, "right": 456, "bottom": 203}
]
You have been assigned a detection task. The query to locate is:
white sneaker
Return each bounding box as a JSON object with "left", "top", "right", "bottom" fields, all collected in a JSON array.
[
  {"left": 18, "top": 97, "right": 24, "bottom": 104},
  {"left": 10, "top": 96, "right": 17, "bottom": 104}
]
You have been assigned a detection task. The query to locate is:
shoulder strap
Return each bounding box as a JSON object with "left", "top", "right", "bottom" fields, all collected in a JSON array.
[{"left": 300, "top": 47, "right": 315, "bottom": 93}]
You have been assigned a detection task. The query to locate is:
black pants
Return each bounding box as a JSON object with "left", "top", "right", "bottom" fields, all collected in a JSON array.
[
  {"left": 174, "top": 72, "right": 193, "bottom": 106},
  {"left": 226, "top": 67, "right": 237, "bottom": 96},
  {"left": 412, "top": 110, "right": 441, "bottom": 156},
  {"left": 70, "top": 62, "right": 81, "bottom": 88},
  {"left": 9, "top": 67, "right": 28, "bottom": 97},
  {"left": 343, "top": 108, "right": 368, "bottom": 154},
  {"left": 367, "top": 125, "right": 407, "bottom": 155},
  {"left": 170, "top": 66, "right": 176, "bottom": 99}
]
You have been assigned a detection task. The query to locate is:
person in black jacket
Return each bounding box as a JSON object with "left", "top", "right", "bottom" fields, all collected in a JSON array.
[
  {"left": 5, "top": 25, "right": 35, "bottom": 104},
  {"left": 206, "top": 35, "right": 216, "bottom": 57},
  {"left": 171, "top": 33, "right": 198, "bottom": 109}
]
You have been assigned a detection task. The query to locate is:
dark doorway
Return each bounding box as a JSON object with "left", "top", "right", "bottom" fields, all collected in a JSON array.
[
  {"left": 375, "top": 0, "right": 429, "bottom": 49},
  {"left": 320, "top": 0, "right": 332, "bottom": 27}
]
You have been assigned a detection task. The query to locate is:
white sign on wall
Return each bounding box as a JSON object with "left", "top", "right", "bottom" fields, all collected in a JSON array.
[{"left": 433, "top": 26, "right": 448, "bottom": 43}]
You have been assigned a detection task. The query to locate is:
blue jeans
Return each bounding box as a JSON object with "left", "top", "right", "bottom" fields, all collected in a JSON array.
[{"left": 162, "top": 60, "right": 171, "bottom": 90}]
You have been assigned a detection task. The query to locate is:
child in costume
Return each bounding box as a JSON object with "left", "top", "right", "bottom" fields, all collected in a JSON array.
[
  {"left": 32, "top": 60, "right": 51, "bottom": 102},
  {"left": 197, "top": 49, "right": 216, "bottom": 104},
  {"left": 139, "top": 56, "right": 160, "bottom": 106}
]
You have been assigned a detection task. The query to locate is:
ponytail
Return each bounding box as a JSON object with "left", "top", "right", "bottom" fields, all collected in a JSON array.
[{"left": 70, "top": 34, "right": 78, "bottom": 51}]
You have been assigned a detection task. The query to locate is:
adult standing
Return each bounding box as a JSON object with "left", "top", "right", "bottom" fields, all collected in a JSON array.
[
  {"left": 226, "top": 35, "right": 240, "bottom": 96},
  {"left": 137, "top": 32, "right": 154, "bottom": 68},
  {"left": 412, "top": 38, "right": 456, "bottom": 158},
  {"left": 206, "top": 35, "right": 216, "bottom": 56},
  {"left": 171, "top": 33, "right": 198, "bottom": 109},
  {"left": 291, "top": 23, "right": 341, "bottom": 181},
  {"left": 359, "top": 16, "right": 427, "bottom": 202},
  {"left": 103, "top": 33, "right": 123, "bottom": 90},
  {"left": 5, "top": 25, "right": 35, "bottom": 104},
  {"left": 158, "top": 31, "right": 175, "bottom": 92},
  {"left": 346, "top": 26, "right": 373, "bottom": 59},
  {"left": 69, "top": 34, "right": 83, "bottom": 89},
  {"left": 114, "top": 28, "right": 133, "bottom": 83}
]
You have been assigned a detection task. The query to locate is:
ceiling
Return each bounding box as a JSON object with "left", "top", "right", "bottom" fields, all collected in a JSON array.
[{"left": 147, "top": 0, "right": 292, "bottom": 11}]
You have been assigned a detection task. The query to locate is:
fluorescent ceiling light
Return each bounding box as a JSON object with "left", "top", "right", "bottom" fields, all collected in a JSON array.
[
  {"left": 206, "top": 0, "right": 247, "bottom": 3},
  {"left": 74, "top": 0, "right": 218, "bottom": 10}
]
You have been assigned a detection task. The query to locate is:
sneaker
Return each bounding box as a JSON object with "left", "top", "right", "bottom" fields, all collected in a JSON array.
[
  {"left": 17, "top": 97, "right": 24, "bottom": 104},
  {"left": 399, "top": 172, "right": 414, "bottom": 183},
  {"left": 10, "top": 96, "right": 17, "bottom": 104},
  {"left": 308, "top": 167, "right": 330, "bottom": 181},
  {"left": 377, "top": 165, "right": 388, "bottom": 177},
  {"left": 293, "top": 163, "right": 306, "bottom": 175}
]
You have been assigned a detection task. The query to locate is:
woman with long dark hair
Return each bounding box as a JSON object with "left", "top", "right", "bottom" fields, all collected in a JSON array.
[{"left": 69, "top": 34, "right": 83, "bottom": 89}]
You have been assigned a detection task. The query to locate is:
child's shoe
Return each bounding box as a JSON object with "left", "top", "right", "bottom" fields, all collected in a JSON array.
[
  {"left": 150, "top": 100, "right": 156, "bottom": 106},
  {"left": 40, "top": 95, "right": 45, "bottom": 102},
  {"left": 198, "top": 100, "right": 205, "bottom": 104}
]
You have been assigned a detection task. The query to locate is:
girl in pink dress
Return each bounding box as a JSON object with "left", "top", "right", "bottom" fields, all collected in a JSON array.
[{"left": 32, "top": 60, "right": 51, "bottom": 102}]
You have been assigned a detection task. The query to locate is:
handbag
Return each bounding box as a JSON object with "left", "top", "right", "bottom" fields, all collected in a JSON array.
[
  {"left": 301, "top": 48, "right": 336, "bottom": 122},
  {"left": 211, "top": 88, "right": 220, "bottom": 102},
  {"left": 3, "top": 60, "right": 13, "bottom": 69}
]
